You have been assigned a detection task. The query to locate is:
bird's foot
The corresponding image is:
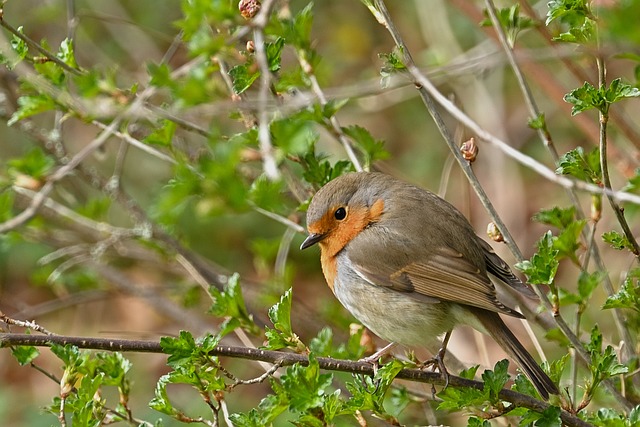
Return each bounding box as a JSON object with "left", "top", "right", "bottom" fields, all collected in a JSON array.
[
  {"left": 420, "top": 346, "right": 450, "bottom": 394},
  {"left": 358, "top": 342, "right": 398, "bottom": 377}
]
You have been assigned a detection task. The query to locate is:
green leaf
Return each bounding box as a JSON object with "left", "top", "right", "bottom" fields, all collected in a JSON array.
[
  {"left": 228, "top": 64, "right": 260, "bottom": 94},
  {"left": 144, "top": 119, "right": 177, "bottom": 147},
  {"left": 11, "top": 345, "right": 40, "bottom": 366},
  {"left": 379, "top": 47, "right": 406, "bottom": 88},
  {"left": 482, "top": 359, "right": 510, "bottom": 402},
  {"left": 286, "top": 3, "right": 314, "bottom": 50},
  {"left": 458, "top": 365, "right": 480, "bottom": 380},
  {"left": 602, "top": 230, "right": 634, "bottom": 251},
  {"left": 563, "top": 81, "right": 603, "bottom": 115},
  {"left": 553, "top": 219, "right": 586, "bottom": 262},
  {"left": 532, "top": 206, "right": 576, "bottom": 229},
  {"left": 58, "top": 38, "right": 78, "bottom": 68},
  {"left": 604, "top": 78, "right": 640, "bottom": 104},
  {"left": 564, "top": 79, "right": 640, "bottom": 115},
  {"left": 270, "top": 115, "right": 319, "bottom": 155},
  {"left": 546, "top": 0, "right": 592, "bottom": 26},
  {"left": 7, "top": 147, "right": 56, "bottom": 180},
  {"left": 603, "top": 271, "right": 640, "bottom": 312},
  {"left": 528, "top": 113, "right": 546, "bottom": 130},
  {"left": 264, "top": 288, "right": 305, "bottom": 351},
  {"left": 578, "top": 271, "right": 605, "bottom": 301},
  {"left": 0, "top": 192, "right": 15, "bottom": 223},
  {"left": 266, "top": 37, "right": 286, "bottom": 72},
  {"left": 249, "top": 175, "right": 286, "bottom": 213},
  {"left": 300, "top": 142, "right": 354, "bottom": 187},
  {"left": 513, "top": 373, "right": 538, "bottom": 398},
  {"left": 587, "top": 326, "right": 628, "bottom": 390},
  {"left": 531, "top": 405, "right": 562, "bottom": 427},
  {"left": 342, "top": 125, "right": 389, "bottom": 168},
  {"left": 1, "top": 26, "right": 28, "bottom": 69},
  {"left": 160, "top": 330, "right": 197, "bottom": 368},
  {"left": 555, "top": 147, "right": 601, "bottom": 184},
  {"left": 436, "top": 383, "right": 485, "bottom": 411},
  {"left": 467, "top": 417, "right": 491, "bottom": 427},
  {"left": 515, "top": 231, "right": 559, "bottom": 286},
  {"left": 208, "top": 273, "right": 260, "bottom": 336},
  {"left": 622, "top": 168, "right": 640, "bottom": 193},
  {"left": 480, "top": 4, "right": 534, "bottom": 47},
  {"left": 8, "top": 95, "right": 57, "bottom": 126},
  {"left": 280, "top": 354, "right": 333, "bottom": 412}
]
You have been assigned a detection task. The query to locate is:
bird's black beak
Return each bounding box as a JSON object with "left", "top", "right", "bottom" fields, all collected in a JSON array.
[{"left": 300, "top": 232, "right": 326, "bottom": 250}]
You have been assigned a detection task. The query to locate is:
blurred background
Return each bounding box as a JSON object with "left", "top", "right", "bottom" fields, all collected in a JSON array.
[{"left": 0, "top": 0, "right": 639, "bottom": 425}]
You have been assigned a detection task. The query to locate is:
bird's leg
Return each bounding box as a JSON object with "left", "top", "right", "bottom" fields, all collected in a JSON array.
[
  {"left": 357, "top": 342, "right": 397, "bottom": 387},
  {"left": 359, "top": 342, "right": 398, "bottom": 365},
  {"left": 420, "top": 331, "right": 452, "bottom": 389}
]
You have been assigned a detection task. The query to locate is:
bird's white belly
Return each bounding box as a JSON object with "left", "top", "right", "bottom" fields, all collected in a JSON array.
[{"left": 333, "top": 257, "right": 467, "bottom": 348}]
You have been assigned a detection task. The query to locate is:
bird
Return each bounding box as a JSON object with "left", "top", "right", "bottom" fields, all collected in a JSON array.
[{"left": 300, "top": 171, "right": 558, "bottom": 399}]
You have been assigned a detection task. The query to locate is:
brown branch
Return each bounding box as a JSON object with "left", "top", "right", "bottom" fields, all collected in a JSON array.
[{"left": 0, "top": 332, "right": 592, "bottom": 427}]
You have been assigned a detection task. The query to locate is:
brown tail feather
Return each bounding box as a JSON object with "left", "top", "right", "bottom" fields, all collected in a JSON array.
[{"left": 473, "top": 309, "right": 559, "bottom": 400}]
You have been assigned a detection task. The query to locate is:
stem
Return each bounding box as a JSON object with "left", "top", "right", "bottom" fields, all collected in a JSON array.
[{"left": 596, "top": 57, "right": 640, "bottom": 258}]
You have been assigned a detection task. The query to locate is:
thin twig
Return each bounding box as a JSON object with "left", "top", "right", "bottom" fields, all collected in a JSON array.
[
  {"left": 0, "top": 16, "right": 83, "bottom": 75},
  {"left": 252, "top": 0, "right": 280, "bottom": 180},
  {"left": 596, "top": 56, "right": 640, "bottom": 258}
]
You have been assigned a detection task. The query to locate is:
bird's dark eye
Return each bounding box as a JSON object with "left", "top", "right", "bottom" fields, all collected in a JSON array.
[{"left": 334, "top": 207, "right": 347, "bottom": 220}]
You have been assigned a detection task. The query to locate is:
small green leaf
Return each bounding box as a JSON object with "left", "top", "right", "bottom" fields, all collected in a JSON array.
[
  {"left": 1, "top": 26, "right": 28, "bottom": 69},
  {"left": 603, "top": 271, "right": 640, "bottom": 312},
  {"left": 458, "top": 365, "right": 480, "bottom": 380},
  {"left": 602, "top": 230, "right": 634, "bottom": 251},
  {"left": 604, "top": 78, "right": 640, "bottom": 104},
  {"left": 578, "top": 271, "right": 605, "bottom": 301},
  {"left": 7, "top": 147, "right": 56, "bottom": 180},
  {"left": 57, "top": 38, "right": 78, "bottom": 68},
  {"left": 482, "top": 359, "right": 510, "bottom": 402},
  {"left": 467, "top": 417, "right": 491, "bottom": 427},
  {"left": 528, "top": 113, "right": 546, "bottom": 130},
  {"left": 280, "top": 354, "right": 333, "bottom": 412},
  {"left": 228, "top": 64, "right": 260, "bottom": 94},
  {"left": 208, "top": 273, "right": 260, "bottom": 336},
  {"left": 515, "top": 231, "right": 559, "bottom": 286},
  {"left": 266, "top": 37, "right": 285, "bottom": 72},
  {"left": 555, "top": 147, "right": 601, "bottom": 184},
  {"left": 144, "top": 119, "right": 177, "bottom": 147},
  {"left": 532, "top": 405, "right": 562, "bottom": 427},
  {"left": 8, "top": 95, "right": 57, "bottom": 126},
  {"left": 563, "top": 81, "right": 603, "bottom": 115},
  {"left": 11, "top": 345, "right": 40, "bottom": 366},
  {"left": 546, "top": 0, "right": 592, "bottom": 26},
  {"left": 552, "top": 219, "right": 586, "bottom": 262},
  {"left": 480, "top": 4, "right": 534, "bottom": 47},
  {"left": 249, "top": 175, "right": 285, "bottom": 213},
  {"left": 513, "top": 373, "right": 538, "bottom": 397},
  {"left": 264, "top": 288, "right": 305, "bottom": 351},
  {"left": 342, "top": 125, "right": 389, "bottom": 168},
  {"left": 160, "top": 330, "right": 197, "bottom": 368},
  {"left": 287, "top": 3, "right": 314, "bottom": 50},
  {"left": 532, "top": 206, "right": 576, "bottom": 229},
  {"left": 379, "top": 47, "right": 406, "bottom": 88}
]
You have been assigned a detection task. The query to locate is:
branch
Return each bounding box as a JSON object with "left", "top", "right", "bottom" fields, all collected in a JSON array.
[{"left": 0, "top": 333, "right": 592, "bottom": 427}]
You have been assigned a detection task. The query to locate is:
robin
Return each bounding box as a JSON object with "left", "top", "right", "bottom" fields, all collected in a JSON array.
[{"left": 300, "top": 172, "right": 558, "bottom": 399}]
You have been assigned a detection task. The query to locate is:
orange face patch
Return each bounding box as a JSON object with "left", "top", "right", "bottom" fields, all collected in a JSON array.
[{"left": 308, "top": 199, "right": 385, "bottom": 292}]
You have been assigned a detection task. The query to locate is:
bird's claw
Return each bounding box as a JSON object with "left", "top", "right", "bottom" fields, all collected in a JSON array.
[{"left": 420, "top": 347, "right": 450, "bottom": 391}]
